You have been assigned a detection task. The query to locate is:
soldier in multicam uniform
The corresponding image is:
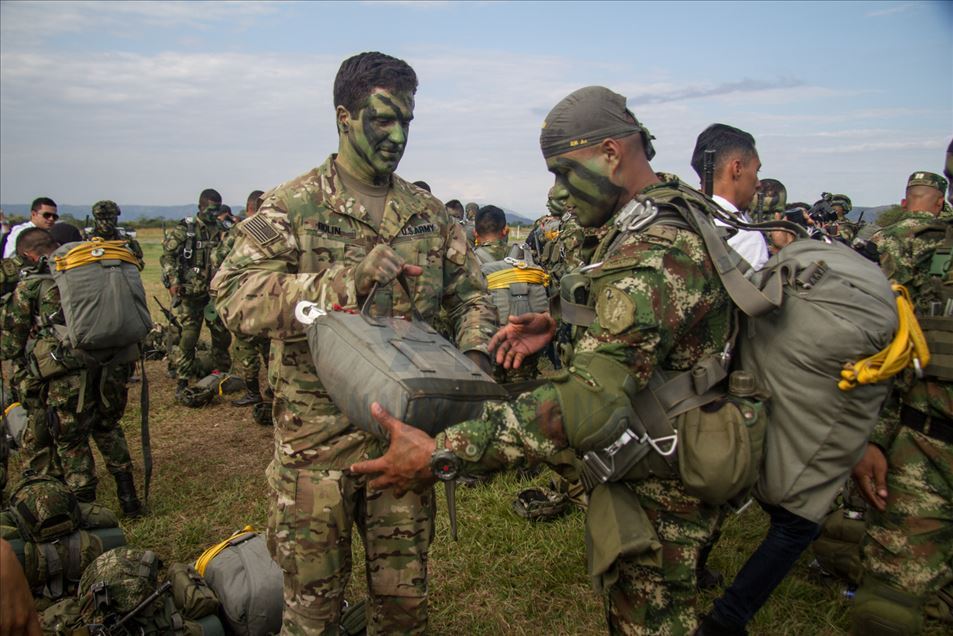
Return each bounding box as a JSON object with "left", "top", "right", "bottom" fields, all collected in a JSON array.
[
  {"left": 0, "top": 228, "right": 142, "bottom": 516},
  {"left": 353, "top": 86, "right": 734, "bottom": 635},
  {"left": 213, "top": 189, "right": 271, "bottom": 408},
  {"left": 160, "top": 188, "right": 232, "bottom": 402},
  {"left": 85, "top": 200, "right": 143, "bottom": 263},
  {"left": 211, "top": 52, "right": 496, "bottom": 635},
  {"left": 851, "top": 165, "right": 953, "bottom": 636}
]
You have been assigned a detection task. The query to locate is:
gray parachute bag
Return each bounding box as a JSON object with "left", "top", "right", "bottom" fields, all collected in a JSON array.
[
  {"left": 50, "top": 240, "right": 153, "bottom": 359},
  {"left": 742, "top": 239, "right": 897, "bottom": 522},
  {"left": 297, "top": 275, "right": 507, "bottom": 438},
  {"left": 201, "top": 531, "right": 283, "bottom": 636},
  {"left": 478, "top": 243, "right": 550, "bottom": 325}
]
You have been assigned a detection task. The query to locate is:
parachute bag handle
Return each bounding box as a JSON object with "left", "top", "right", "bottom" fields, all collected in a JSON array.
[
  {"left": 361, "top": 272, "right": 426, "bottom": 325},
  {"left": 140, "top": 350, "right": 152, "bottom": 507}
]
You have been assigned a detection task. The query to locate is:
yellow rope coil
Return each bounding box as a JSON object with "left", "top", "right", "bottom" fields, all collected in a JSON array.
[
  {"left": 54, "top": 239, "right": 142, "bottom": 272},
  {"left": 544, "top": 230, "right": 560, "bottom": 241},
  {"left": 839, "top": 284, "right": 931, "bottom": 391},
  {"left": 3, "top": 402, "right": 21, "bottom": 417},
  {"left": 486, "top": 267, "right": 550, "bottom": 290},
  {"left": 195, "top": 525, "right": 256, "bottom": 575}
]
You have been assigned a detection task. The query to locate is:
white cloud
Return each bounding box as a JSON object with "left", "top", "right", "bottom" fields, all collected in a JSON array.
[{"left": 866, "top": 2, "right": 919, "bottom": 18}]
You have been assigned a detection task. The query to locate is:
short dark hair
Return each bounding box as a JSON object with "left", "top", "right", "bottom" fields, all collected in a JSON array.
[
  {"left": 333, "top": 52, "right": 418, "bottom": 114},
  {"left": 412, "top": 180, "right": 432, "bottom": 193},
  {"left": 31, "top": 197, "right": 57, "bottom": 212},
  {"left": 475, "top": 205, "right": 507, "bottom": 236},
  {"left": 445, "top": 199, "right": 464, "bottom": 213},
  {"left": 247, "top": 190, "right": 265, "bottom": 214},
  {"left": 690, "top": 123, "right": 757, "bottom": 180},
  {"left": 16, "top": 227, "right": 57, "bottom": 257},
  {"left": 49, "top": 222, "right": 82, "bottom": 245},
  {"left": 199, "top": 188, "right": 222, "bottom": 210}
]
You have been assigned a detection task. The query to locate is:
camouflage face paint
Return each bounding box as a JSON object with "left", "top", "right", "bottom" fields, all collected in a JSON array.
[
  {"left": 339, "top": 89, "right": 414, "bottom": 184},
  {"left": 94, "top": 217, "right": 117, "bottom": 235},
  {"left": 545, "top": 152, "right": 623, "bottom": 228}
]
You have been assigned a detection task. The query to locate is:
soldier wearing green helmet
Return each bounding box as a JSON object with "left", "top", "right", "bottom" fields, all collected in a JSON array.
[{"left": 88, "top": 200, "right": 143, "bottom": 264}]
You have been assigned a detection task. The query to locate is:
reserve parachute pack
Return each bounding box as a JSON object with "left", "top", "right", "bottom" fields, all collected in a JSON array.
[
  {"left": 196, "top": 526, "right": 283, "bottom": 636},
  {"left": 557, "top": 181, "right": 899, "bottom": 521},
  {"left": 477, "top": 243, "right": 550, "bottom": 326},
  {"left": 296, "top": 274, "right": 507, "bottom": 438},
  {"left": 49, "top": 239, "right": 152, "bottom": 366}
]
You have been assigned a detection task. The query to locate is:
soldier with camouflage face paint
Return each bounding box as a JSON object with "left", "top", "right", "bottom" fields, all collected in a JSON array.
[
  {"left": 86, "top": 200, "right": 143, "bottom": 264},
  {"left": 353, "top": 86, "right": 735, "bottom": 635},
  {"left": 211, "top": 52, "right": 496, "bottom": 635},
  {"left": 829, "top": 193, "right": 862, "bottom": 244},
  {"left": 851, "top": 164, "right": 953, "bottom": 636},
  {"left": 160, "top": 188, "right": 232, "bottom": 402}
]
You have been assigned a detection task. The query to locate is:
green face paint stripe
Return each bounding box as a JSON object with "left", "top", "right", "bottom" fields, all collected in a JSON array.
[{"left": 550, "top": 157, "right": 622, "bottom": 208}]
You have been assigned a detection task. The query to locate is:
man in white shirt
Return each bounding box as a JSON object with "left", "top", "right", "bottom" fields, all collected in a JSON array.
[
  {"left": 690, "top": 124, "right": 769, "bottom": 270},
  {"left": 2, "top": 197, "right": 58, "bottom": 259}
]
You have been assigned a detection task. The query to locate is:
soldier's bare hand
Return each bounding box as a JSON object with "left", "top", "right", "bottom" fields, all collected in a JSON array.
[
  {"left": 489, "top": 312, "right": 556, "bottom": 369},
  {"left": 354, "top": 244, "right": 424, "bottom": 297},
  {"left": 851, "top": 443, "right": 889, "bottom": 512},
  {"left": 350, "top": 402, "right": 436, "bottom": 494},
  {"left": 0, "top": 539, "right": 41, "bottom": 636}
]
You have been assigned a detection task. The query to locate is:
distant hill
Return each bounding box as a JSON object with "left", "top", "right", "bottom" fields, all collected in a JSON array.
[
  {"left": 2, "top": 202, "right": 537, "bottom": 226},
  {"left": 848, "top": 205, "right": 893, "bottom": 224}
]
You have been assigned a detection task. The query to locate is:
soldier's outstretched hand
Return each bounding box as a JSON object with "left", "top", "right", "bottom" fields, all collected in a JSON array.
[
  {"left": 851, "top": 442, "right": 889, "bottom": 512},
  {"left": 355, "top": 244, "right": 423, "bottom": 296},
  {"left": 0, "top": 539, "right": 41, "bottom": 636},
  {"left": 351, "top": 402, "right": 436, "bottom": 494},
  {"left": 489, "top": 312, "right": 556, "bottom": 369}
]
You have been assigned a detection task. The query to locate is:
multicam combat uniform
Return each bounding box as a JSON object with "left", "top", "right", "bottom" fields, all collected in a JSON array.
[
  {"left": 211, "top": 156, "right": 496, "bottom": 634},
  {"left": 0, "top": 259, "right": 136, "bottom": 504},
  {"left": 159, "top": 210, "right": 231, "bottom": 381},
  {"left": 857, "top": 191, "right": 953, "bottom": 632},
  {"left": 438, "top": 175, "right": 732, "bottom": 635},
  {"left": 212, "top": 228, "right": 270, "bottom": 399}
]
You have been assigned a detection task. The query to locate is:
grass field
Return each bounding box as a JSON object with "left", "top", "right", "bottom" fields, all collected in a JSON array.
[{"left": 7, "top": 226, "right": 946, "bottom": 635}]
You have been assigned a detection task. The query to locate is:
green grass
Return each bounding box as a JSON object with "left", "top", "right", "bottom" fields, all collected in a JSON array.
[{"left": 6, "top": 227, "right": 948, "bottom": 635}]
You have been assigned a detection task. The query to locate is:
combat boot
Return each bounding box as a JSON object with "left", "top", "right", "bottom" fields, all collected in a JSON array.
[
  {"left": 231, "top": 378, "right": 261, "bottom": 407},
  {"left": 114, "top": 471, "right": 143, "bottom": 518},
  {"left": 694, "top": 613, "right": 747, "bottom": 636},
  {"left": 175, "top": 379, "right": 189, "bottom": 404}
]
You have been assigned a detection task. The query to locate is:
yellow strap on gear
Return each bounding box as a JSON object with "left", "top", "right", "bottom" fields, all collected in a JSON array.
[
  {"left": 544, "top": 229, "right": 560, "bottom": 241},
  {"left": 3, "top": 402, "right": 21, "bottom": 417},
  {"left": 195, "top": 525, "right": 255, "bottom": 576},
  {"left": 485, "top": 267, "right": 550, "bottom": 290},
  {"left": 839, "top": 284, "right": 931, "bottom": 391},
  {"left": 54, "top": 238, "right": 142, "bottom": 272}
]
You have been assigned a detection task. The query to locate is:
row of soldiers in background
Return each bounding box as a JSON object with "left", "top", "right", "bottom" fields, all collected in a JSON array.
[
  {"left": 157, "top": 188, "right": 271, "bottom": 415},
  {"left": 0, "top": 199, "right": 144, "bottom": 520}
]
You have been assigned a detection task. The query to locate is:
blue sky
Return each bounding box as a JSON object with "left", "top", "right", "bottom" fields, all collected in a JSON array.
[{"left": 1, "top": 0, "right": 951, "bottom": 216}]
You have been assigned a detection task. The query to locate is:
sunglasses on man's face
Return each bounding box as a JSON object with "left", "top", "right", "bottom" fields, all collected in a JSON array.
[{"left": 41, "top": 212, "right": 59, "bottom": 221}]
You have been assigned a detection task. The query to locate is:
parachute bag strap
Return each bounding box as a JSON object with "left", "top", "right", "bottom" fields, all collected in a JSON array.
[
  {"left": 684, "top": 203, "right": 783, "bottom": 317},
  {"left": 629, "top": 372, "right": 679, "bottom": 469},
  {"left": 139, "top": 352, "right": 152, "bottom": 506},
  {"left": 75, "top": 369, "right": 88, "bottom": 415},
  {"left": 194, "top": 525, "right": 255, "bottom": 576},
  {"left": 66, "top": 530, "right": 83, "bottom": 584},
  {"left": 41, "top": 540, "right": 64, "bottom": 599}
]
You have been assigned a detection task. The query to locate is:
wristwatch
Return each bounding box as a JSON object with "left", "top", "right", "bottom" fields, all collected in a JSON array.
[{"left": 429, "top": 434, "right": 461, "bottom": 481}]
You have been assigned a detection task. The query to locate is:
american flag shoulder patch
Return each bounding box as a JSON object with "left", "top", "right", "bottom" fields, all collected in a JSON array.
[{"left": 242, "top": 215, "right": 281, "bottom": 247}]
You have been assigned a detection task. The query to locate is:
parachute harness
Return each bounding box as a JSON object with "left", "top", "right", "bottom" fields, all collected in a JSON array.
[
  {"left": 839, "top": 284, "right": 930, "bottom": 391},
  {"left": 54, "top": 238, "right": 142, "bottom": 271}
]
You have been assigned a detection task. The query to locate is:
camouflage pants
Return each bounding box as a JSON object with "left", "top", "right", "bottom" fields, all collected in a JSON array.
[
  {"left": 605, "top": 478, "right": 719, "bottom": 635},
  {"left": 47, "top": 364, "right": 134, "bottom": 501},
  {"left": 231, "top": 333, "right": 269, "bottom": 386},
  {"left": 170, "top": 294, "right": 231, "bottom": 381},
  {"left": 856, "top": 427, "right": 953, "bottom": 622},
  {"left": 15, "top": 373, "right": 63, "bottom": 480},
  {"left": 267, "top": 463, "right": 433, "bottom": 635}
]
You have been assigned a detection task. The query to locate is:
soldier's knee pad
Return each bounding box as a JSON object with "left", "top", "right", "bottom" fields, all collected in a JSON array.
[{"left": 853, "top": 577, "right": 924, "bottom": 636}]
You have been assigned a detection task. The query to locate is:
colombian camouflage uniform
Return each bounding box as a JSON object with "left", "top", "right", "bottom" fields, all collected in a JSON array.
[
  {"left": 439, "top": 174, "right": 732, "bottom": 635},
  {"left": 856, "top": 172, "right": 953, "bottom": 633},
  {"left": 1, "top": 255, "right": 64, "bottom": 488},
  {"left": 211, "top": 156, "right": 496, "bottom": 634},
  {"left": 0, "top": 259, "right": 136, "bottom": 503},
  {"left": 473, "top": 237, "right": 509, "bottom": 263},
  {"left": 212, "top": 227, "right": 270, "bottom": 397},
  {"left": 159, "top": 207, "right": 231, "bottom": 381}
]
